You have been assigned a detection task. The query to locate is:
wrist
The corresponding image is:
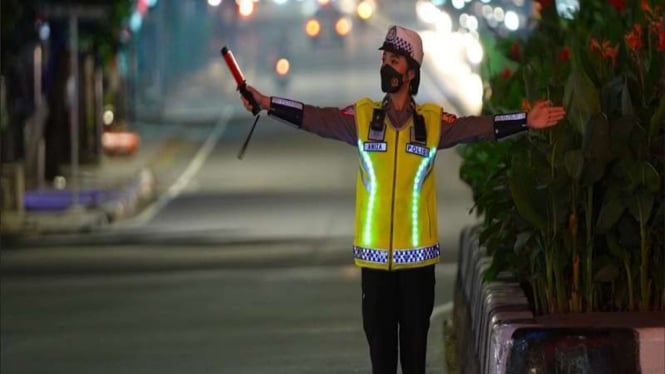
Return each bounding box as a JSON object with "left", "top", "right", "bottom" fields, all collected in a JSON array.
[
  {"left": 493, "top": 112, "right": 528, "bottom": 139},
  {"left": 267, "top": 97, "right": 304, "bottom": 128}
]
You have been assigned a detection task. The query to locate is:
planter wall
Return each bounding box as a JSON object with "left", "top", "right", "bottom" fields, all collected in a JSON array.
[{"left": 453, "top": 225, "right": 665, "bottom": 374}]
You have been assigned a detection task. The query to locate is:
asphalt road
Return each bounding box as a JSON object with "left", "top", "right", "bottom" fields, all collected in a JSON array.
[{"left": 1, "top": 3, "right": 481, "bottom": 373}]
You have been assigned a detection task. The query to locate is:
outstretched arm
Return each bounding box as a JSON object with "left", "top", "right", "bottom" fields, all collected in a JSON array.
[
  {"left": 438, "top": 100, "right": 566, "bottom": 149},
  {"left": 240, "top": 85, "right": 357, "bottom": 145}
]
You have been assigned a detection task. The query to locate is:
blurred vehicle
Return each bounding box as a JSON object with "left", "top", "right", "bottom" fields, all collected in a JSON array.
[
  {"left": 102, "top": 131, "right": 140, "bottom": 156},
  {"left": 304, "top": 1, "right": 352, "bottom": 48},
  {"left": 101, "top": 105, "right": 140, "bottom": 156}
]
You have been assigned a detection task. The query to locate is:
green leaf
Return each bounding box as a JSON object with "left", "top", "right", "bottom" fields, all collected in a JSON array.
[
  {"left": 626, "top": 190, "right": 655, "bottom": 223},
  {"left": 596, "top": 198, "right": 625, "bottom": 234},
  {"left": 600, "top": 75, "right": 628, "bottom": 118},
  {"left": 620, "top": 78, "right": 634, "bottom": 117},
  {"left": 514, "top": 231, "right": 533, "bottom": 253},
  {"left": 606, "top": 234, "right": 626, "bottom": 260},
  {"left": 564, "top": 63, "right": 601, "bottom": 133},
  {"left": 610, "top": 116, "right": 637, "bottom": 157},
  {"left": 564, "top": 150, "right": 584, "bottom": 181},
  {"left": 595, "top": 263, "right": 621, "bottom": 282},
  {"left": 626, "top": 161, "right": 661, "bottom": 192},
  {"left": 581, "top": 158, "right": 607, "bottom": 186},
  {"left": 584, "top": 113, "right": 612, "bottom": 161},
  {"left": 640, "top": 162, "right": 661, "bottom": 193},
  {"left": 649, "top": 96, "right": 665, "bottom": 142},
  {"left": 508, "top": 159, "right": 547, "bottom": 230}
]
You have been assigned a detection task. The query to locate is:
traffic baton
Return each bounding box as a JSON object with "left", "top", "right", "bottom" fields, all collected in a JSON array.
[{"left": 221, "top": 46, "right": 261, "bottom": 159}]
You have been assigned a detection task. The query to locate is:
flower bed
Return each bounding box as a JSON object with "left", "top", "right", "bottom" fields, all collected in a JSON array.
[{"left": 459, "top": 0, "right": 664, "bottom": 315}]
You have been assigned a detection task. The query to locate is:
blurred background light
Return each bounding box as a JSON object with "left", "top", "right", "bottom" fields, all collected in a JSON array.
[
  {"left": 463, "top": 33, "right": 483, "bottom": 64},
  {"left": 466, "top": 15, "right": 478, "bottom": 31},
  {"left": 305, "top": 18, "right": 321, "bottom": 37},
  {"left": 416, "top": 1, "right": 442, "bottom": 25},
  {"left": 356, "top": 0, "right": 376, "bottom": 21},
  {"left": 208, "top": 0, "right": 222, "bottom": 6},
  {"left": 129, "top": 11, "right": 143, "bottom": 32},
  {"left": 504, "top": 10, "right": 519, "bottom": 31},
  {"left": 238, "top": 0, "right": 255, "bottom": 17},
  {"left": 493, "top": 7, "right": 505, "bottom": 22},
  {"left": 275, "top": 58, "right": 290, "bottom": 76},
  {"left": 556, "top": 0, "right": 579, "bottom": 19},
  {"left": 335, "top": 17, "right": 352, "bottom": 36},
  {"left": 103, "top": 109, "right": 115, "bottom": 126},
  {"left": 452, "top": 0, "right": 465, "bottom": 10},
  {"left": 38, "top": 22, "right": 50, "bottom": 41}
]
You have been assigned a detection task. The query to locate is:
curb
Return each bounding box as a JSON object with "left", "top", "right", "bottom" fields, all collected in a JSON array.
[
  {"left": 0, "top": 168, "right": 155, "bottom": 236},
  {"left": 99, "top": 167, "right": 155, "bottom": 223},
  {"left": 452, "top": 226, "right": 665, "bottom": 374}
]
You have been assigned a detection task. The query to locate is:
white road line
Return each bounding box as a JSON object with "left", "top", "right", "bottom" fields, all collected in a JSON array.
[
  {"left": 118, "top": 107, "right": 233, "bottom": 227},
  {"left": 431, "top": 301, "right": 454, "bottom": 322}
]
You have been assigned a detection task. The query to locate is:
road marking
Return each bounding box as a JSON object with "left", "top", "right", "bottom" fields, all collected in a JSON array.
[
  {"left": 118, "top": 107, "right": 233, "bottom": 227},
  {"left": 431, "top": 301, "right": 454, "bottom": 321}
]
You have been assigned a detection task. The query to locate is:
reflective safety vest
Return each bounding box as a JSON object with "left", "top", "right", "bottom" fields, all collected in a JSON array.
[{"left": 352, "top": 97, "right": 442, "bottom": 270}]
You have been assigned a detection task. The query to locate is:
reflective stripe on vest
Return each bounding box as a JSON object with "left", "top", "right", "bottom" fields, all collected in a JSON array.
[{"left": 352, "top": 97, "right": 442, "bottom": 270}]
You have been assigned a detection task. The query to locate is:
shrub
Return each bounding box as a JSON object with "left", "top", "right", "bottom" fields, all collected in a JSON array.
[{"left": 459, "top": 0, "right": 664, "bottom": 314}]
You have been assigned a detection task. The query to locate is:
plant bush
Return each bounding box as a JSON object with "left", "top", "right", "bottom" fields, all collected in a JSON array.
[{"left": 459, "top": 0, "right": 664, "bottom": 314}]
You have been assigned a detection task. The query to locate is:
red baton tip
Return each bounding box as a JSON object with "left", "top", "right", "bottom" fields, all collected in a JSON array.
[{"left": 221, "top": 47, "right": 245, "bottom": 86}]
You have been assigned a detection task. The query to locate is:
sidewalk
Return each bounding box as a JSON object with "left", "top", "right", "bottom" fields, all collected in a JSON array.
[{"left": 1, "top": 130, "right": 160, "bottom": 237}]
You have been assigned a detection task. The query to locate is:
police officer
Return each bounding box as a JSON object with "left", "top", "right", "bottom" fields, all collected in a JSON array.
[{"left": 239, "top": 25, "right": 565, "bottom": 374}]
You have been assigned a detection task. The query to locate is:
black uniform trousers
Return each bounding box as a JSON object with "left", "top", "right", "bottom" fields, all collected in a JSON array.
[{"left": 361, "top": 264, "right": 436, "bottom": 374}]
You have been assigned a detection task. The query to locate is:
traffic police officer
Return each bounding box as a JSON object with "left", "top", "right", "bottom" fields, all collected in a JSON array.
[{"left": 239, "top": 25, "right": 565, "bottom": 374}]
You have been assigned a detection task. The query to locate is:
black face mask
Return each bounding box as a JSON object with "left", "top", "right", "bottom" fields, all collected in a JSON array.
[{"left": 380, "top": 65, "right": 404, "bottom": 93}]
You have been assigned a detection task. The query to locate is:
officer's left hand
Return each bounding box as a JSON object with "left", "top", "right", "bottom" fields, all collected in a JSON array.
[{"left": 527, "top": 100, "right": 566, "bottom": 130}]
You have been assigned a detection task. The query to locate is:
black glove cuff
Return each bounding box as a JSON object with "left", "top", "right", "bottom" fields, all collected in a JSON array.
[
  {"left": 268, "top": 97, "right": 304, "bottom": 128},
  {"left": 493, "top": 112, "right": 528, "bottom": 139}
]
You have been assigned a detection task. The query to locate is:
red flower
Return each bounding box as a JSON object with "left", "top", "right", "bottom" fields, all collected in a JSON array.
[
  {"left": 657, "top": 28, "right": 665, "bottom": 52},
  {"left": 625, "top": 24, "right": 643, "bottom": 51},
  {"left": 501, "top": 68, "right": 513, "bottom": 80},
  {"left": 608, "top": 0, "right": 625, "bottom": 12},
  {"left": 601, "top": 41, "right": 619, "bottom": 67},
  {"left": 591, "top": 38, "right": 619, "bottom": 68},
  {"left": 509, "top": 42, "right": 521, "bottom": 61},
  {"left": 559, "top": 47, "right": 571, "bottom": 61},
  {"left": 521, "top": 98, "right": 532, "bottom": 112}
]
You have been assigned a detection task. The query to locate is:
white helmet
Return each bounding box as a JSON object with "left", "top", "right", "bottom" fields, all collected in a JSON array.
[{"left": 378, "top": 25, "right": 424, "bottom": 66}]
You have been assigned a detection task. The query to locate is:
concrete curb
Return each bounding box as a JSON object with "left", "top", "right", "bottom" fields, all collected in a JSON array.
[
  {"left": 452, "top": 226, "right": 665, "bottom": 374},
  {"left": 0, "top": 168, "right": 155, "bottom": 237},
  {"left": 99, "top": 167, "right": 155, "bottom": 223}
]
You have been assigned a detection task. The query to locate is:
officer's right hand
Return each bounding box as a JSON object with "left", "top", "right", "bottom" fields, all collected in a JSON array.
[{"left": 242, "top": 85, "right": 270, "bottom": 113}]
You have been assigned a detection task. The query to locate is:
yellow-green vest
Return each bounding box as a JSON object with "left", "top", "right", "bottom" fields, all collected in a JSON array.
[{"left": 352, "top": 97, "right": 442, "bottom": 270}]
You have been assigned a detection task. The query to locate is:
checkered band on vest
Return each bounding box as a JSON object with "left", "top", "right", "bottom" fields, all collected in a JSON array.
[
  {"left": 386, "top": 37, "right": 414, "bottom": 56},
  {"left": 392, "top": 244, "right": 440, "bottom": 264},
  {"left": 353, "top": 246, "right": 389, "bottom": 264}
]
